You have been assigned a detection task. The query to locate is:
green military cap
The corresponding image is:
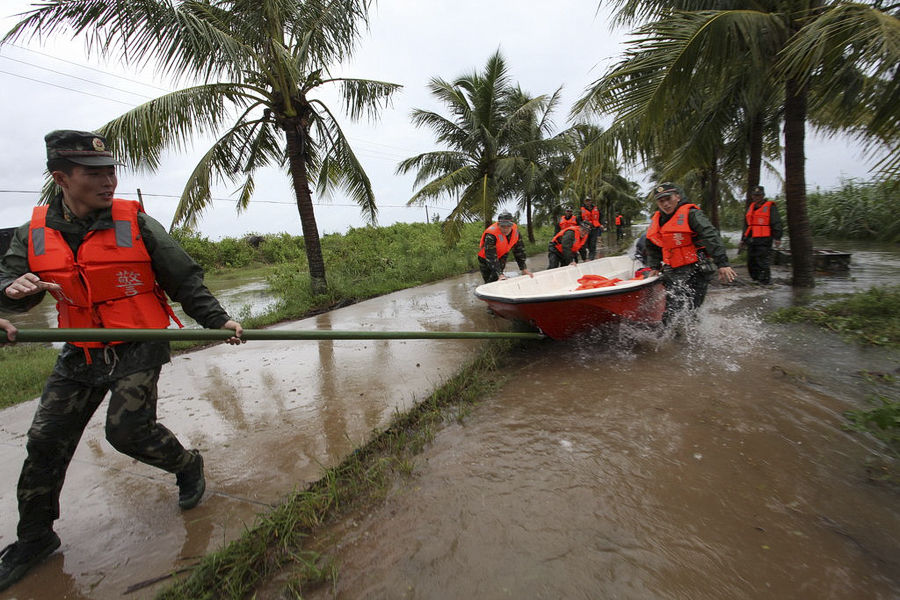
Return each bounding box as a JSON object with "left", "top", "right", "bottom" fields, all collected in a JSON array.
[
  {"left": 45, "top": 130, "right": 123, "bottom": 166},
  {"left": 750, "top": 185, "right": 765, "bottom": 195},
  {"left": 653, "top": 182, "right": 680, "bottom": 200}
]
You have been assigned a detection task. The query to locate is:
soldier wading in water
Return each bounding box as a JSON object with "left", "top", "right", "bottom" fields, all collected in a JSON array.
[{"left": 645, "top": 182, "right": 736, "bottom": 324}]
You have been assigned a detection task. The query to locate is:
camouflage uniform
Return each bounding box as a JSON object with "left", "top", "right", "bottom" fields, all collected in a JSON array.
[
  {"left": 478, "top": 229, "right": 528, "bottom": 283},
  {"left": 645, "top": 201, "right": 730, "bottom": 323},
  {"left": 741, "top": 196, "right": 783, "bottom": 285},
  {"left": 0, "top": 195, "right": 231, "bottom": 542}
]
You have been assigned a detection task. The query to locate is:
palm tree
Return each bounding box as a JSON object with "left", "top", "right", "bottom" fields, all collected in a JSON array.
[
  {"left": 4, "top": 0, "right": 400, "bottom": 294},
  {"left": 396, "top": 51, "right": 548, "bottom": 244},
  {"left": 580, "top": 0, "right": 899, "bottom": 287},
  {"left": 561, "top": 122, "right": 640, "bottom": 232},
  {"left": 508, "top": 86, "right": 575, "bottom": 242}
]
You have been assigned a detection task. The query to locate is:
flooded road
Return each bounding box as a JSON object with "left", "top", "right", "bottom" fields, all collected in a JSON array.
[
  {"left": 295, "top": 244, "right": 900, "bottom": 600},
  {"left": 1, "top": 241, "right": 898, "bottom": 599},
  {"left": 0, "top": 274, "right": 502, "bottom": 599}
]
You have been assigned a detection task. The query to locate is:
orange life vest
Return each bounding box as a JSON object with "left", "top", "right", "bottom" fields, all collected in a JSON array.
[
  {"left": 559, "top": 214, "right": 578, "bottom": 228},
  {"left": 551, "top": 226, "right": 588, "bottom": 254},
  {"left": 744, "top": 201, "right": 774, "bottom": 238},
  {"left": 27, "top": 199, "right": 179, "bottom": 349},
  {"left": 581, "top": 205, "right": 601, "bottom": 227},
  {"left": 646, "top": 203, "right": 701, "bottom": 268},
  {"left": 615, "top": 215, "right": 623, "bottom": 226},
  {"left": 478, "top": 222, "right": 520, "bottom": 260}
]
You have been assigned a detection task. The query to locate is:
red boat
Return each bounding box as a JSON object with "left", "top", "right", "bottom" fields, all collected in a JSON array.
[{"left": 475, "top": 255, "right": 665, "bottom": 339}]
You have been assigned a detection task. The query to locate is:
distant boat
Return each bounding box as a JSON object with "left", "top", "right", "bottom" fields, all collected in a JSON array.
[
  {"left": 475, "top": 255, "right": 665, "bottom": 339},
  {"left": 771, "top": 248, "right": 851, "bottom": 271}
]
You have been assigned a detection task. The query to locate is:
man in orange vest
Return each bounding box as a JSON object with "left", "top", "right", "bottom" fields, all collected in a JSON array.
[
  {"left": 548, "top": 221, "right": 592, "bottom": 269},
  {"left": 579, "top": 196, "right": 603, "bottom": 260},
  {"left": 645, "top": 182, "right": 736, "bottom": 324},
  {"left": 0, "top": 130, "right": 245, "bottom": 591},
  {"left": 615, "top": 214, "right": 625, "bottom": 241},
  {"left": 740, "top": 185, "right": 783, "bottom": 285},
  {"left": 477, "top": 211, "right": 533, "bottom": 283},
  {"left": 558, "top": 207, "right": 578, "bottom": 232}
]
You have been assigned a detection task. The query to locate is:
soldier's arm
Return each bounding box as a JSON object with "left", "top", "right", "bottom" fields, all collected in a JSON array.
[
  {"left": 0, "top": 223, "right": 46, "bottom": 313},
  {"left": 689, "top": 209, "right": 730, "bottom": 267},
  {"left": 770, "top": 203, "right": 784, "bottom": 241},
  {"left": 561, "top": 231, "right": 577, "bottom": 264},
  {"left": 482, "top": 233, "right": 503, "bottom": 277},
  {"left": 511, "top": 238, "right": 528, "bottom": 270}
]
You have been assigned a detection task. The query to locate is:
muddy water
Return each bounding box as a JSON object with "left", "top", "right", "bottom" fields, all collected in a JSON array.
[{"left": 299, "top": 248, "right": 900, "bottom": 599}]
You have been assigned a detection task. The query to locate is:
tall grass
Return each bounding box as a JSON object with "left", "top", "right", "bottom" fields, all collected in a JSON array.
[
  {"left": 267, "top": 221, "right": 549, "bottom": 315},
  {"left": 806, "top": 179, "right": 900, "bottom": 242}
]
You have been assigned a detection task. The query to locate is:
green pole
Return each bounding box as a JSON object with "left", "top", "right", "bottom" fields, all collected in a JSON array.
[{"left": 3, "top": 328, "right": 544, "bottom": 343}]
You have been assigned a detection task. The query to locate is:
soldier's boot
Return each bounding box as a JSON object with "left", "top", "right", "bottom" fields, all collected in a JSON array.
[
  {"left": 176, "top": 450, "right": 205, "bottom": 509},
  {"left": 0, "top": 531, "right": 61, "bottom": 592}
]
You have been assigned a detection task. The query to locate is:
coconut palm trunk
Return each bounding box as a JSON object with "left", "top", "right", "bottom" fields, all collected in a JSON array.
[
  {"left": 783, "top": 77, "right": 814, "bottom": 288},
  {"left": 285, "top": 124, "right": 327, "bottom": 294},
  {"left": 747, "top": 112, "right": 763, "bottom": 208}
]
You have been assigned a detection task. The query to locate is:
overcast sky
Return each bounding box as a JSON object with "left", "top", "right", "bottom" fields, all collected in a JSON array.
[{"left": 0, "top": 0, "right": 882, "bottom": 239}]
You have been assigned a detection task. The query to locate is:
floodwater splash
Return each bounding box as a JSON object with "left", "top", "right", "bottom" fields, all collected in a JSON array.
[{"left": 568, "top": 285, "right": 772, "bottom": 371}]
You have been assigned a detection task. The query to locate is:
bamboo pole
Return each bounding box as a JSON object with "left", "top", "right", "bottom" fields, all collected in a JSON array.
[{"left": 3, "top": 328, "right": 544, "bottom": 343}]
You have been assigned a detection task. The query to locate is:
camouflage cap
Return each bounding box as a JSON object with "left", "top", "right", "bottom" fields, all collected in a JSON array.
[
  {"left": 497, "top": 211, "right": 515, "bottom": 225},
  {"left": 653, "top": 182, "right": 680, "bottom": 200},
  {"left": 750, "top": 185, "right": 765, "bottom": 195},
  {"left": 45, "top": 130, "right": 123, "bottom": 166}
]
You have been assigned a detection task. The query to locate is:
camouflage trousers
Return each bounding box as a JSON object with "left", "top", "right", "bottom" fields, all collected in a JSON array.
[
  {"left": 16, "top": 366, "right": 192, "bottom": 541},
  {"left": 661, "top": 264, "right": 711, "bottom": 325}
]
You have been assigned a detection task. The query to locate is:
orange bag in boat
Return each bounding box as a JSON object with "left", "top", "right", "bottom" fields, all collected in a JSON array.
[{"left": 575, "top": 275, "right": 622, "bottom": 290}]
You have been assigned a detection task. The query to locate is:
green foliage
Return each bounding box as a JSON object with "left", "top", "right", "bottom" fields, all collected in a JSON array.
[
  {"left": 266, "top": 221, "right": 552, "bottom": 312},
  {"left": 766, "top": 285, "right": 900, "bottom": 348},
  {"left": 170, "top": 230, "right": 303, "bottom": 271},
  {"left": 257, "top": 233, "right": 306, "bottom": 264},
  {"left": 398, "top": 50, "right": 562, "bottom": 243},
  {"left": 806, "top": 179, "right": 900, "bottom": 242}
]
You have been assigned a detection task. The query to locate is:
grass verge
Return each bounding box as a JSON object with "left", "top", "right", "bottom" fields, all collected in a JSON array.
[
  {"left": 156, "top": 339, "right": 516, "bottom": 600},
  {"left": 0, "top": 344, "right": 57, "bottom": 410},
  {"left": 765, "top": 284, "right": 900, "bottom": 348},
  {"left": 767, "top": 285, "right": 900, "bottom": 483}
]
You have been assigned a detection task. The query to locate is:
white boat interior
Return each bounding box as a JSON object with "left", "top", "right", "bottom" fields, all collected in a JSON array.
[{"left": 475, "top": 255, "right": 657, "bottom": 302}]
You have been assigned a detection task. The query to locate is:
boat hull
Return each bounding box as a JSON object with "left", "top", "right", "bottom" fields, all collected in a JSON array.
[{"left": 475, "top": 256, "right": 665, "bottom": 339}]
